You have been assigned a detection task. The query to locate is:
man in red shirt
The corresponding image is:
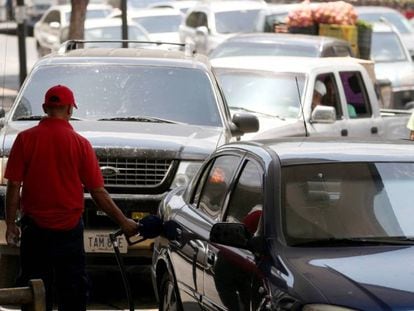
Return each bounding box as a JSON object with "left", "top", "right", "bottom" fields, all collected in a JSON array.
[{"left": 4, "top": 85, "right": 138, "bottom": 311}]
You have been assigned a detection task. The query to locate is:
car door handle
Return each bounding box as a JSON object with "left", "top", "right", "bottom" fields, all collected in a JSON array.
[
  {"left": 341, "top": 129, "right": 348, "bottom": 136},
  {"left": 207, "top": 251, "right": 215, "bottom": 265},
  {"left": 371, "top": 126, "right": 378, "bottom": 134}
]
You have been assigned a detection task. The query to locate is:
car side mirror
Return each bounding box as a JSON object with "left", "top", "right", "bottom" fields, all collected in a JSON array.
[
  {"left": 49, "top": 21, "right": 60, "bottom": 29},
  {"left": 210, "top": 222, "right": 251, "bottom": 249},
  {"left": 231, "top": 113, "right": 259, "bottom": 136},
  {"left": 310, "top": 106, "right": 336, "bottom": 123}
]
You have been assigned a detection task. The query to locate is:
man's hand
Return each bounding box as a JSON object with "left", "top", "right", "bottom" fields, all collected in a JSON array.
[
  {"left": 6, "top": 223, "right": 20, "bottom": 247},
  {"left": 120, "top": 218, "right": 139, "bottom": 238}
]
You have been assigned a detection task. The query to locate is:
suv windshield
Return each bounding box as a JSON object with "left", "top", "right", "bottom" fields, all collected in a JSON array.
[
  {"left": 371, "top": 32, "right": 408, "bottom": 62},
  {"left": 12, "top": 65, "right": 221, "bottom": 126},
  {"left": 283, "top": 162, "right": 414, "bottom": 245}
]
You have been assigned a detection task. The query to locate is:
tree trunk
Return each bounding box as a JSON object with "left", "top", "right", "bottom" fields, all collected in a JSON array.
[{"left": 68, "top": 0, "right": 89, "bottom": 40}]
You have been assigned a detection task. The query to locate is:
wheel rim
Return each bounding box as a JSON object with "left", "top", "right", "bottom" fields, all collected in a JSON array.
[{"left": 162, "top": 278, "right": 178, "bottom": 311}]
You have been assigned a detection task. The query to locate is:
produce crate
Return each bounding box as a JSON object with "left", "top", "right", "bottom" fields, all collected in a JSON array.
[
  {"left": 288, "top": 24, "right": 319, "bottom": 35},
  {"left": 319, "top": 23, "right": 358, "bottom": 55}
]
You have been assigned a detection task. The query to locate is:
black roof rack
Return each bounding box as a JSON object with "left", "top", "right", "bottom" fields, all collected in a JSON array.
[{"left": 58, "top": 40, "right": 189, "bottom": 54}]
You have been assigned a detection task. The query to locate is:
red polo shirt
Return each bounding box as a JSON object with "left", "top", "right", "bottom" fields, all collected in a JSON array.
[{"left": 5, "top": 117, "right": 104, "bottom": 230}]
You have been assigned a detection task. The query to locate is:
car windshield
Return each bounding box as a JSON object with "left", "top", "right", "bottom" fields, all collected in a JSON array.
[
  {"left": 214, "top": 68, "right": 304, "bottom": 119},
  {"left": 132, "top": 15, "right": 182, "bottom": 33},
  {"left": 12, "top": 65, "right": 221, "bottom": 127},
  {"left": 283, "top": 162, "right": 414, "bottom": 246},
  {"left": 84, "top": 25, "right": 148, "bottom": 44},
  {"left": 65, "top": 9, "right": 112, "bottom": 21},
  {"left": 358, "top": 12, "right": 414, "bottom": 34},
  {"left": 210, "top": 41, "right": 319, "bottom": 58},
  {"left": 215, "top": 9, "right": 262, "bottom": 33},
  {"left": 371, "top": 32, "right": 407, "bottom": 62}
]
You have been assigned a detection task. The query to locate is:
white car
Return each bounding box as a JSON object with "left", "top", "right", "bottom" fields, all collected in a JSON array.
[
  {"left": 112, "top": 8, "right": 183, "bottom": 43},
  {"left": 34, "top": 3, "right": 114, "bottom": 56},
  {"left": 179, "top": 0, "right": 268, "bottom": 54}
]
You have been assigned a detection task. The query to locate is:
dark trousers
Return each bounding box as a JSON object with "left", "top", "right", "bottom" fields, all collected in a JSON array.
[{"left": 17, "top": 217, "right": 89, "bottom": 311}]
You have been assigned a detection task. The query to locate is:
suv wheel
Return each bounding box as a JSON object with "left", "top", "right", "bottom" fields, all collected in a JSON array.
[{"left": 159, "top": 272, "right": 182, "bottom": 311}]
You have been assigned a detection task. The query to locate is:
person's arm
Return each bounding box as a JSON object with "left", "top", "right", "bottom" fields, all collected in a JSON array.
[
  {"left": 5, "top": 180, "right": 21, "bottom": 246},
  {"left": 89, "top": 187, "right": 138, "bottom": 237}
]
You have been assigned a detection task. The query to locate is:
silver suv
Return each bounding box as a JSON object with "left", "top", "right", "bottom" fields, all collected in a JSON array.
[{"left": 0, "top": 41, "right": 258, "bottom": 285}]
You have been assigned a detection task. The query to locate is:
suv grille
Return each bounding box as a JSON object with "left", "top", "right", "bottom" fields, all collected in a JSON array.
[{"left": 99, "top": 158, "right": 174, "bottom": 187}]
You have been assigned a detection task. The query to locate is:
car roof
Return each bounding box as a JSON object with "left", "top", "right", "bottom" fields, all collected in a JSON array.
[
  {"left": 127, "top": 7, "right": 183, "bottom": 17},
  {"left": 189, "top": 0, "right": 267, "bottom": 12},
  {"left": 224, "top": 137, "right": 414, "bottom": 165},
  {"left": 355, "top": 6, "right": 401, "bottom": 13},
  {"left": 37, "top": 46, "right": 211, "bottom": 70},
  {"left": 222, "top": 33, "right": 349, "bottom": 46},
  {"left": 210, "top": 56, "right": 364, "bottom": 74}
]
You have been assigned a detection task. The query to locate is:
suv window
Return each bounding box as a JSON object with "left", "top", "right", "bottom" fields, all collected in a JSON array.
[
  {"left": 318, "top": 73, "right": 343, "bottom": 119},
  {"left": 13, "top": 65, "right": 221, "bottom": 126}
]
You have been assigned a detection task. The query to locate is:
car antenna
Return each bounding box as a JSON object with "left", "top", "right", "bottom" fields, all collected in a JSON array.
[{"left": 295, "top": 76, "right": 309, "bottom": 137}]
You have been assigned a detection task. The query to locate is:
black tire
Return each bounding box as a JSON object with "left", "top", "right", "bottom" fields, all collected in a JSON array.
[{"left": 159, "top": 272, "right": 182, "bottom": 311}]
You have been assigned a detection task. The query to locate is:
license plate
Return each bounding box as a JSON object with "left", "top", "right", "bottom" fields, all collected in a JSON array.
[{"left": 84, "top": 231, "right": 128, "bottom": 254}]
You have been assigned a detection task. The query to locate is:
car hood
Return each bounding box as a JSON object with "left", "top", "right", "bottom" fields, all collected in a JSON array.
[
  {"left": 375, "top": 61, "right": 414, "bottom": 88},
  {"left": 283, "top": 246, "right": 414, "bottom": 309},
  {"left": 2, "top": 120, "right": 223, "bottom": 160},
  {"left": 238, "top": 115, "right": 305, "bottom": 140}
]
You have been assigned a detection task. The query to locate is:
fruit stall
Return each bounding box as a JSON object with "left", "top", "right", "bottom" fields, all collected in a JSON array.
[{"left": 277, "top": 0, "right": 373, "bottom": 59}]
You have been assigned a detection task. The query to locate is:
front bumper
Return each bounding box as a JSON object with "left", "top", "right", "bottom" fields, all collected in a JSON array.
[{"left": 0, "top": 186, "right": 168, "bottom": 261}]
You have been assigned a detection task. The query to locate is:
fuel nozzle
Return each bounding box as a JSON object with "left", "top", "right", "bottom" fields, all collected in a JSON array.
[{"left": 110, "top": 214, "right": 163, "bottom": 246}]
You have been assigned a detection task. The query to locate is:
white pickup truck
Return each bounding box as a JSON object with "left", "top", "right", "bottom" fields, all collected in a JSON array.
[{"left": 212, "top": 56, "right": 411, "bottom": 140}]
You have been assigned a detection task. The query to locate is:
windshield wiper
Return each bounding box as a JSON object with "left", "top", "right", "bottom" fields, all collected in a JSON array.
[
  {"left": 97, "top": 116, "right": 180, "bottom": 124},
  {"left": 16, "top": 116, "right": 83, "bottom": 121},
  {"left": 292, "top": 237, "right": 414, "bottom": 247},
  {"left": 16, "top": 115, "right": 44, "bottom": 121},
  {"left": 229, "top": 106, "right": 285, "bottom": 120}
]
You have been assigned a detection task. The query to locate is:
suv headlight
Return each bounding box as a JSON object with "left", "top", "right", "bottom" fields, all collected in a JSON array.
[
  {"left": 303, "top": 305, "right": 357, "bottom": 311},
  {"left": 171, "top": 161, "right": 203, "bottom": 189}
]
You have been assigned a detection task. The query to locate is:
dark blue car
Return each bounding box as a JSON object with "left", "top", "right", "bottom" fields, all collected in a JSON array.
[{"left": 151, "top": 137, "right": 414, "bottom": 310}]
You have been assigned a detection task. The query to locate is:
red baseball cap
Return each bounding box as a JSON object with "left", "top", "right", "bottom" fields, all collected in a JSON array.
[{"left": 44, "top": 85, "right": 78, "bottom": 109}]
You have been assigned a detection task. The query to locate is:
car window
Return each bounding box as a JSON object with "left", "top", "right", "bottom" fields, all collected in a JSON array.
[
  {"left": 339, "top": 71, "right": 372, "bottom": 118},
  {"left": 358, "top": 11, "right": 414, "bottom": 34},
  {"left": 197, "top": 155, "right": 240, "bottom": 219},
  {"left": 283, "top": 162, "right": 414, "bottom": 245},
  {"left": 12, "top": 65, "right": 221, "bottom": 127},
  {"left": 215, "top": 9, "right": 261, "bottom": 33},
  {"left": 371, "top": 32, "right": 408, "bottom": 62},
  {"left": 132, "top": 15, "right": 182, "bottom": 33},
  {"left": 226, "top": 160, "right": 263, "bottom": 234},
  {"left": 43, "top": 10, "right": 60, "bottom": 24},
  {"left": 317, "top": 73, "right": 343, "bottom": 119},
  {"left": 186, "top": 11, "right": 207, "bottom": 28}
]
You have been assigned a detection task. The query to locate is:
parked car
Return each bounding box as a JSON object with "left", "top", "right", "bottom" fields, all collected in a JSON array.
[
  {"left": 152, "top": 137, "right": 414, "bottom": 310},
  {"left": 211, "top": 55, "right": 410, "bottom": 139},
  {"left": 209, "top": 33, "right": 354, "bottom": 59},
  {"left": 33, "top": 3, "right": 114, "bottom": 56},
  {"left": 0, "top": 41, "right": 258, "bottom": 287},
  {"left": 356, "top": 6, "right": 414, "bottom": 58},
  {"left": 111, "top": 8, "right": 183, "bottom": 43},
  {"left": 370, "top": 22, "right": 414, "bottom": 109},
  {"left": 179, "top": 0, "right": 268, "bottom": 54}
]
